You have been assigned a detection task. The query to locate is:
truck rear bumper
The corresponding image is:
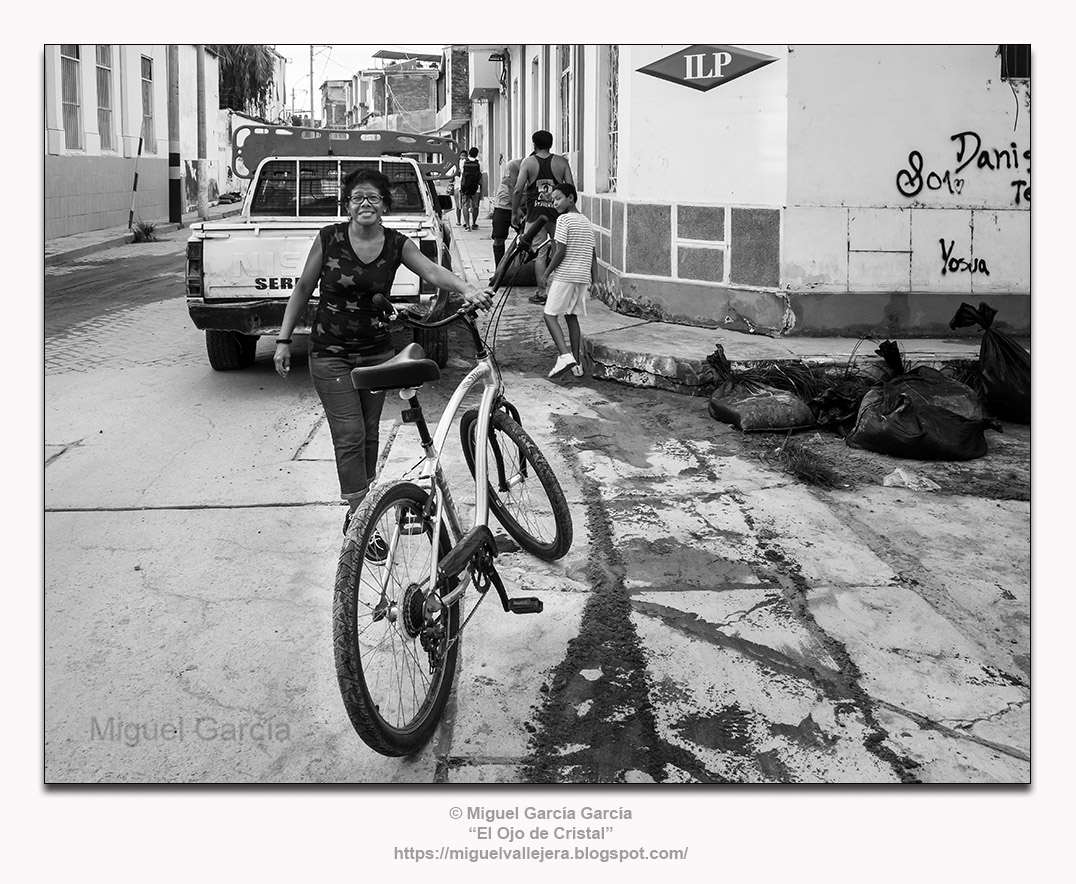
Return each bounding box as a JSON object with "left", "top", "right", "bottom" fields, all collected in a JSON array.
[
  {"left": 187, "top": 300, "right": 312, "bottom": 335},
  {"left": 186, "top": 292, "right": 441, "bottom": 336}
]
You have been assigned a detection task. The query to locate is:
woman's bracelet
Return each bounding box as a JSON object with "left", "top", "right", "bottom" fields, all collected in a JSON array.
[{"left": 275, "top": 338, "right": 292, "bottom": 345}]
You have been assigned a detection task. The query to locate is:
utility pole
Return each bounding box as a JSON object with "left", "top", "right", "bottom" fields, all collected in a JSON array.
[
  {"left": 167, "top": 45, "right": 182, "bottom": 224},
  {"left": 310, "top": 45, "right": 315, "bottom": 126},
  {"left": 196, "top": 44, "right": 209, "bottom": 220}
]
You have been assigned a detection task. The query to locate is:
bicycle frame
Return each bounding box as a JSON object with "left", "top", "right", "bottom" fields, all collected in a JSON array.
[
  {"left": 364, "top": 234, "right": 551, "bottom": 625},
  {"left": 373, "top": 320, "right": 506, "bottom": 614},
  {"left": 421, "top": 353, "right": 503, "bottom": 609}
]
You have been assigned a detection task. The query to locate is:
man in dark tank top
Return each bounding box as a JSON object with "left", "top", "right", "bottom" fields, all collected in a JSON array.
[{"left": 511, "top": 130, "right": 575, "bottom": 304}]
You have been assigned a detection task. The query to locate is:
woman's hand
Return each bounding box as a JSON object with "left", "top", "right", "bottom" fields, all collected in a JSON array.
[
  {"left": 274, "top": 342, "right": 291, "bottom": 378},
  {"left": 461, "top": 284, "right": 493, "bottom": 311}
]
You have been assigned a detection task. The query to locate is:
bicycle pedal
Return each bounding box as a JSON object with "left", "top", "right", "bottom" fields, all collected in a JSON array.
[
  {"left": 399, "top": 513, "right": 426, "bottom": 535},
  {"left": 507, "top": 597, "right": 543, "bottom": 615}
]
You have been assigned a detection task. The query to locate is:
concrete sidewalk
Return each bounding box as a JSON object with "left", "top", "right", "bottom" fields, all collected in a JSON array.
[
  {"left": 446, "top": 219, "right": 999, "bottom": 395},
  {"left": 44, "top": 201, "right": 244, "bottom": 266}
]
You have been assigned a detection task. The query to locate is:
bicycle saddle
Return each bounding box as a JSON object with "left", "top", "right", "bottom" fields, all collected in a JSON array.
[{"left": 350, "top": 343, "right": 441, "bottom": 391}]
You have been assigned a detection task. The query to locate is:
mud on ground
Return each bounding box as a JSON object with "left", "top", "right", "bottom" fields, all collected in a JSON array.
[{"left": 739, "top": 421, "right": 1031, "bottom": 501}]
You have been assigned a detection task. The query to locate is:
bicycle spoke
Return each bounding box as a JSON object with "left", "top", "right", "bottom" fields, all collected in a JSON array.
[
  {"left": 460, "top": 409, "right": 571, "bottom": 561},
  {"left": 346, "top": 493, "right": 449, "bottom": 735}
]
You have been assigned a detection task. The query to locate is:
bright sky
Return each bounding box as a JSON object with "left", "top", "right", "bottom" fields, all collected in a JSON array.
[{"left": 272, "top": 44, "right": 445, "bottom": 120}]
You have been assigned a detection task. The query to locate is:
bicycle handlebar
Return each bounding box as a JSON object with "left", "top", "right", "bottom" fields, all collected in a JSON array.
[{"left": 372, "top": 293, "right": 478, "bottom": 330}]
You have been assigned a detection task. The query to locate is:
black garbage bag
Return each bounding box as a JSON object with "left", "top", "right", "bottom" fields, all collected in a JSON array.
[
  {"left": 708, "top": 381, "right": 816, "bottom": 431},
  {"left": 810, "top": 380, "right": 874, "bottom": 434},
  {"left": 846, "top": 367, "right": 994, "bottom": 460},
  {"left": 705, "top": 344, "right": 816, "bottom": 431},
  {"left": 949, "top": 301, "right": 1031, "bottom": 424}
]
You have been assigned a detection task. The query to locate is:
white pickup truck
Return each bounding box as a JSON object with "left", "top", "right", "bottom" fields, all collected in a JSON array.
[{"left": 185, "top": 126, "right": 458, "bottom": 370}]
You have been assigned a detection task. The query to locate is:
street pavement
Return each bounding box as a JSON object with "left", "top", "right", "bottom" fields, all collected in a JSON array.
[
  {"left": 43, "top": 202, "right": 998, "bottom": 387},
  {"left": 43, "top": 207, "right": 1031, "bottom": 784}
]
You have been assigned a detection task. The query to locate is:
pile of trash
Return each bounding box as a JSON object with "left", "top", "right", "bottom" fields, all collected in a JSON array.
[{"left": 703, "top": 301, "right": 1029, "bottom": 462}]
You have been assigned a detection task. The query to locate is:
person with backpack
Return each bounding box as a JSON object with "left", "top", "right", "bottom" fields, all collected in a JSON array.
[
  {"left": 511, "top": 130, "right": 574, "bottom": 304},
  {"left": 459, "top": 147, "right": 483, "bottom": 230}
]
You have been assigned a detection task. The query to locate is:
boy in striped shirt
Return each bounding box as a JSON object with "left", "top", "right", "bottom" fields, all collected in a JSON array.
[{"left": 543, "top": 182, "right": 597, "bottom": 378}]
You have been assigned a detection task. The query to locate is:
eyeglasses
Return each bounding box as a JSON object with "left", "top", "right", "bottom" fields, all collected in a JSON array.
[{"left": 349, "top": 194, "right": 383, "bottom": 206}]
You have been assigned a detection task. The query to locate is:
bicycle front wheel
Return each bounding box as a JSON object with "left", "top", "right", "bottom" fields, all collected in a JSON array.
[
  {"left": 333, "top": 481, "right": 459, "bottom": 757},
  {"left": 460, "top": 408, "right": 573, "bottom": 561}
]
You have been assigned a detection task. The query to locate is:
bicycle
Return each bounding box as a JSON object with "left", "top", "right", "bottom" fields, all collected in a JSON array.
[{"left": 332, "top": 240, "right": 572, "bottom": 756}]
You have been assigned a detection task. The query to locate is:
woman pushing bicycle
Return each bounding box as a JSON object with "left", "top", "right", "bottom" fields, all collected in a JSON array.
[{"left": 274, "top": 167, "right": 492, "bottom": 533}]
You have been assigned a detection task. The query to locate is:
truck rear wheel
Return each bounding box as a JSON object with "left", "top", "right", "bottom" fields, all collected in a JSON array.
[
  {"left": 206, "top": 330, "right": 258, "bottom": 370},
  {"left": 413, "top": 325, "right": 449, "bottom": 368}
]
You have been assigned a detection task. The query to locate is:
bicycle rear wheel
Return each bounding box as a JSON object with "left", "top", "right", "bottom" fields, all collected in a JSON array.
[
  {"left": 333, "top": 481, "right": 459, "bottom": 757},
  {"left": 460, "top": 408, "right": 572, "bottom": 561}
]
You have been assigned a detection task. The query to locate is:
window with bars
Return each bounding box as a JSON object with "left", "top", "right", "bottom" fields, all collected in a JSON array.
[
  {"left": 299, "top": 160, "right": 343, "bottom": 216},
  {"left": 608, "top": 44, "right": 619, "bottom": 192},
  {"left": 250, "top": 161, "right": 299, "bottom": 215},
  {"left": 60, "top": 44, "right": 82, "bottom": 150},
  {"left": 999, "top": 44, "right": 1030, "bottom": 80},
  {"left": 559, "top": 44, "right": 572, "bottom": 152},
  {"left": 249, "top": 159, "right": 427, "bottom": 218},
  {"left": 140, "top": 55, "right": 156, "bottom": 153},
  {"left": 96, "top": 45, "right": 114, "bottom": 151}
]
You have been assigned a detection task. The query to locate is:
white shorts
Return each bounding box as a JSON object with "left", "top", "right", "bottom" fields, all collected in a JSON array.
[{"left": 543, "top": 280, "right": 589, "bottom": 316}]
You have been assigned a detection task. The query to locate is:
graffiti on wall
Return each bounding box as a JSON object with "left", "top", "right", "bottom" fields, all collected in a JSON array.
[
  {"left": 896, "top": 131, "right": 1030, "bottom": 205},
  {"left": 939, "top": 239, "right": 989, "bottom": 276}
]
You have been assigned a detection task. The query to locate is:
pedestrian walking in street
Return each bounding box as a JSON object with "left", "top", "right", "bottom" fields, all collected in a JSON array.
[
  {"left": 492, "top": 157, "right": 521, "bottom": 270},
  {"left": 512, "top": 130, "right": 574, "bottom": 304},
  {"left": 459, "top": 147, "right": 483, "bottom": 230},
  {"left": 541, "top": 182, "right": 595, "bottom": 378},
  {"left": 273, "top": 168, "right": 491, "bottom": 535},
  {"left": 453, "top": 149, "right": 467, "bottom": 227}
]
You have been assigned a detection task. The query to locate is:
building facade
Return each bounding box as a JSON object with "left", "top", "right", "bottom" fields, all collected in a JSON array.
[
  {"left": 435, "top": 47, "right": 474, "bottom": 151},
  {"left": 357, "top": 58, "right": 439, "bottom": 134},
  {"left": 468, "top": 44, "right": 1031, "bottom": 337},
  {"left": 320, "top": 79, "right": 351, "bottom": 128},
  {"left": 265, "top": 47, "right": 288, "bottom": 123},
  {"left": 44, "top": 44, "right": 227, "bottom": 239}
]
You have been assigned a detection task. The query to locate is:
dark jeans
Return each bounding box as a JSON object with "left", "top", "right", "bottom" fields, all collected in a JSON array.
[
  {"left": 461, "top": 192, "right": 480, "bottom": 225},
  {"left": 309, "top": 350, "right": 393, "bottom": 507}
]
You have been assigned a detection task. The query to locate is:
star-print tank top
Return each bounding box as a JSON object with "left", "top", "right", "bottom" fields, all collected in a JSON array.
[{"left": 310, "top": 222, "right": 407, "bottom": 357}]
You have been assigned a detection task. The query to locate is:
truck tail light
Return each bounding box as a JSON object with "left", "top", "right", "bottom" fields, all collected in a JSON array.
[
  {"left": 185, "top": 240, "right": 204, "bottom": 295},
  {"left": 418, "top": 239, "right": 437, "bottom": 293}
]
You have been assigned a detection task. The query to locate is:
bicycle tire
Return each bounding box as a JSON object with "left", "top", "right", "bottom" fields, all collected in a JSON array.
[
  {"left": 460, "top": 408, "right": 573, "bottom": 561},
  {"left": 333, "top": 481, "right": 459, "bottom": 757}
]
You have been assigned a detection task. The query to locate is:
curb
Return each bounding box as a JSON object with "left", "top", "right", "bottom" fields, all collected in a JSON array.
[
  {"left": 583, "top": 344, "right": 961, "bottom": 399},
  {"left": 45, "top": 235, "right": 139, "bottom": 266},
  {"left": 583, "top": 329, "right": 984, "bottom": 398},
  {"left": 44, "top": 208, "right": 243, "bottom": 267}
]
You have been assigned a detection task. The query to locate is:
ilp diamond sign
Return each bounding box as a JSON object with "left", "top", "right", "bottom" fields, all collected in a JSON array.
[{"left": 637, "top": 45, "right": 777, "bottom": 92}]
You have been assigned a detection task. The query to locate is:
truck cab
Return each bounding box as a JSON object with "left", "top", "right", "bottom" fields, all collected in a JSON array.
[{"left": 185, "top": 126, "right": 458, "bottom": 370}]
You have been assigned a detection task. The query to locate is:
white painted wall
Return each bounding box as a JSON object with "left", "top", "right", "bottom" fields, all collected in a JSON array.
[
  {"left": 787, "top": 44, "right": 1030, "bottom": 209},
  {"left": 782, "top": 44, "right": 1030, "bottom": 295},
  {"left": 177, "top": 45, "right": 221, "bottom": 165},
  {"left": 619, "top": 44, "right": 789, "bottom": 206}
]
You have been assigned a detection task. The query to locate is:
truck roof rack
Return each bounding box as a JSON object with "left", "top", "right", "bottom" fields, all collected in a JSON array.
[{"left": 232, "top": 126, "right": 460, "bottom": 180}]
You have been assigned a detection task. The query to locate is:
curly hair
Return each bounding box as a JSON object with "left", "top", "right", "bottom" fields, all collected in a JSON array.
[{"left": 343, "top": 167, "right": 393, "bottom": 212}]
